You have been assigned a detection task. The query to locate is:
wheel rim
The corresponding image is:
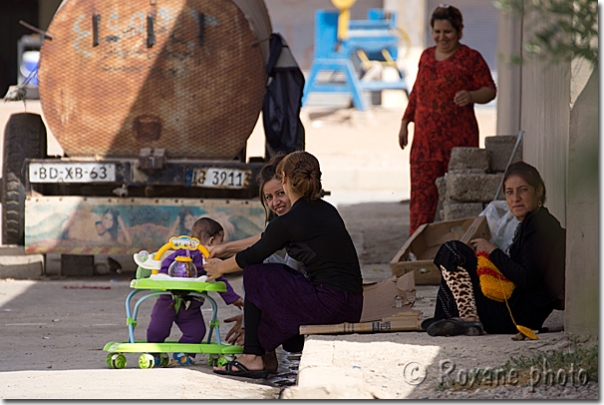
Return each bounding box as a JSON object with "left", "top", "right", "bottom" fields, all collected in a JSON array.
[
  {"left": 160, "top": 353, "right": 170, "bottom": 367},
  {"left": 216, "top": 356, "right": 228, "bottom": 367},
  {"left": 138, "top": 353, "right": 155, "bottom": 369},
  {"left": 111, "top": 354, "right": 127, "bottom": 369},
  {"left": 106, "top": 353, "right": 115, "bottom": 368}
]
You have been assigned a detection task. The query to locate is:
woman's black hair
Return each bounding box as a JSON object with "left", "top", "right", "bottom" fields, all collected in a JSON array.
[
  {"left": 503, "top": 161, "right": 547, "bottom": 205},
  {"left": 177, "top": 208, "right": 195, "bottom": 235},
  {"left": 98, "top": 208, "right": 120, "bottom": 241},
  {"left": 430, "top": 4, "right": 464, "bottom": 35}
]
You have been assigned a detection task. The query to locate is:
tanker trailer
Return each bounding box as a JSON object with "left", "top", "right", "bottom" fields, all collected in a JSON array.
[{"left": 2, "top": 0, "right": 281, "bottom": 261}]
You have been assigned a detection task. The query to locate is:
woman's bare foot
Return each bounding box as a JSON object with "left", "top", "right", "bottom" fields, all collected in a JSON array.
[
  {"left": 213, "top": 354, "right": 264, "bottom": 372},
  {"left": 262, "top": 351, "right": 278, "bottom": 372}
]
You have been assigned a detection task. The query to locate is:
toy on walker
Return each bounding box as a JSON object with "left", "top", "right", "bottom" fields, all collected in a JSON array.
[{"left": 103, "top": 235, "right": 242, "bottom": 369}]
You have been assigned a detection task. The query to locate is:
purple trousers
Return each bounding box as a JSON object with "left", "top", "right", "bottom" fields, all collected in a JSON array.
[
  {"left": 146, "top": 295, "right": 206, "bottom": 353},
  {"left": 244, "top": 263, "right": 363, "bottom": 353}
]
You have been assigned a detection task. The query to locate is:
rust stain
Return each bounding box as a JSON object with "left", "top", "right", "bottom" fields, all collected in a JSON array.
[{"left": 133, "top": 115, "right": 162, "bottom": 141}]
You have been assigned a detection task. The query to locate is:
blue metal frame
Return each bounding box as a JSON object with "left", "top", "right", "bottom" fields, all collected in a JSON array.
[{"left": 303, "top": 9, "right": 407, "bottom": 111}]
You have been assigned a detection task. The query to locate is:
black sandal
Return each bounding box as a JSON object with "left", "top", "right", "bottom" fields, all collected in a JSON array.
[
  {"left": 427, "top": 318, "right": 484, "bottom": 337},
  {"left": 213, "top": 360, "right": 269, "bottom": 379}
]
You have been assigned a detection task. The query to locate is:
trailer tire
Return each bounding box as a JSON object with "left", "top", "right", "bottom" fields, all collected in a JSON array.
[{"left": 2, "top": 113, "right": 47, "bottom": 245}]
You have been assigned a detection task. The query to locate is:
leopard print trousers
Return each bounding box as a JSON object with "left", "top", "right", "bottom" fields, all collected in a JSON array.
[{"left": 439, "top": 264, "right": 479, "bottom": 320}]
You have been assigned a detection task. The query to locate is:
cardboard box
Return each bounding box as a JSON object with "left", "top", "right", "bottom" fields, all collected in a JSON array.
[
  {"left": 298, "top": 272, "right": 419, "bottom": 335},
  {"left": 390, "top": 216, "right": 491, "bottom": 284},
  {"left": 300, "top": 311, "right": 422, "bottom": 335},
  {"left": 360, "top": 272, "right": 416, "bottom": 323}
]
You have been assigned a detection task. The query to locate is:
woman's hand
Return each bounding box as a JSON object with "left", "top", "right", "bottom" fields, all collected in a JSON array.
[
  {"left": 207, "top": 244, "right": 225, "bottom": 259},
  {"left": 454, "top": 90, "right": 473, "bottom": 107},
  {"left": 398, "top": 121, "right": 409, "bottom": 149},
  {"left": 469, "top": 238, "right": 497, "bottom": 254},
  {"left": 230, "top": 297, "right": 244, "bottom": 310},
  {"left": 224, "top": 314, "right": 245, "bottom": 346},
  {"left": 455, "top": 87, "right": 496, "bottom": 106},
  {"left": 204, "top": 256, "right": 242, "bottom": 280},
  {"left": 204, "top": 258, "right": 225, "bottom": 281}
]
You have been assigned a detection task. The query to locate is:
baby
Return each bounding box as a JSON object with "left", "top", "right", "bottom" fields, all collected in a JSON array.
[{"left": 146, "top": 217, "right": 243, "bottom": 366}]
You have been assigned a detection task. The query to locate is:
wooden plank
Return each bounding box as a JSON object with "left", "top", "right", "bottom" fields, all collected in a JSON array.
[{"left": 300, "top": 311, "right": 422, "bottom": 335}]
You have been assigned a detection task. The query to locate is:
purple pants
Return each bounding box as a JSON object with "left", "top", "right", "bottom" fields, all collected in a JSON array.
[
  {"left": 146, "top": 294, "right": 206, "bottom": 352},
  {"left": 244, "top": 263, "right": 363, "bottom": 353}
]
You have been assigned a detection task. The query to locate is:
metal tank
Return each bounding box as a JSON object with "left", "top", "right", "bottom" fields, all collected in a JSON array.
[{"left": 39, "top": 0, "right": 272, "bottom": 160}]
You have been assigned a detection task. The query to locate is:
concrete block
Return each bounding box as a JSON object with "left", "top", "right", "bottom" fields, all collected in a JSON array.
[
  {"left": 0, "top": 252, "right": 44, "bottom": 279},
  {"left": 61, "top": 254, "right": 94, "bottom": 277},
  {"left": 448, "top": 147, "right": 490, "bottom": 172},
  {"left": 446, "top": 172, "right": 503, "bottom": 202},
  {"left": 443, "top": 200, "right": 485, "bottom": 221},
  {"left": 435, "top": 176, "right": 446, "bottom": 201},
  {"left": 485, "top": 135, "right": 522, "bottom": 172}
]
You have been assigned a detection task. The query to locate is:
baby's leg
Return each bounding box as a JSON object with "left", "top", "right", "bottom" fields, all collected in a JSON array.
[
  {"left": 175, "top": 300, "right": 206, "bottom": 356},
  {"left": 147, "top": 295, "right": 176, "bottom": 343}
]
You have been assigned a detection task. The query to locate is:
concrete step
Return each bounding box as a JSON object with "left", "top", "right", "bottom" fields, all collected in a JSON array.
[{"left": 0, "top": 245, "right": 44, "bottom": 279}]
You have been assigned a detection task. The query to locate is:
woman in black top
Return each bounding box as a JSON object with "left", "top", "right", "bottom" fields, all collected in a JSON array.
[
  {"left": 424, "top": 161, "right": 565, "bottom": 337},
  {"left": 205, "top": 151, "right": 363, "bottom": 378}
]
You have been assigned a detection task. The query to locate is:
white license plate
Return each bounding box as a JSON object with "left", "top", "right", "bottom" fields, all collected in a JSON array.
[
  {"left": 29, "top": 163, "right": 116, "bottom": 183},
  {"left": 193, "top": 167, "right": 250, "bottom": 189}
]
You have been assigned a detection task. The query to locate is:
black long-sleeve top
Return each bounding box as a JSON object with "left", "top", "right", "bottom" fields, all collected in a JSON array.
[
  {"left": 489, "top": 206, "right": 566, "bottom": 309},
  {"left": 235, "top": 198, "right": 363, "bottom": 295}
]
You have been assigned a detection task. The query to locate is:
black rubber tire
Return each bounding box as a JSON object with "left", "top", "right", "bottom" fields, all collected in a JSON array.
[{"left": 2, "top": 113, "right": 47, "bottom": 245}]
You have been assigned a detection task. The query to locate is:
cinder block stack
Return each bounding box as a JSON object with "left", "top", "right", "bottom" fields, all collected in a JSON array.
[{"left": 436, "top": 135, "right": 523, "bottom": 221}]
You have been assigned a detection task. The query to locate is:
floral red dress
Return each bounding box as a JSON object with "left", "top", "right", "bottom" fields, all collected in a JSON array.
[{"left": 403, "top": 44, "right": 496, "bottom": 235}]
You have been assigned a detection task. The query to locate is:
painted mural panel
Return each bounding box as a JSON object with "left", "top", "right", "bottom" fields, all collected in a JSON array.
[{"left": 25, "top": 197, "right": 265, "bottom": 255}]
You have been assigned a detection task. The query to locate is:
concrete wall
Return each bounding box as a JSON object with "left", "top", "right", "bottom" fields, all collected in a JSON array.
[
  {"left": 564, "top": 67, "right": 599, "bottom": 337},
  {"left": 496, "top": 2, "right": 598, "bottom": 337},
  {"left": 519, "top": 11, "right": 570, "bottom": 226},
  {"left": 495, "top": 9, "right": 522, "bottom": 136}
]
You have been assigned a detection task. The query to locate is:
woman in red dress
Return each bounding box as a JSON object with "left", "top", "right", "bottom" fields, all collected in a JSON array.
[{"left": 399, "top": 4, "right": 496, "bottom": 236}]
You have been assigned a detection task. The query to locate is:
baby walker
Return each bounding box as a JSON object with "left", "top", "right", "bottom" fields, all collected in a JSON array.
[{"left": 103, "top": 235, "right": 242, "bottom": 369}]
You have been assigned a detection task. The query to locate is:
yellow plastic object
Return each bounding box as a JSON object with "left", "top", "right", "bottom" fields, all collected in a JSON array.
[
  {"left": 148, "top": 236, "right": 210, "bottom": 276},
  {"left": 331, "top": 0, "right": 356, "bottom": 41},
  {"left": 331, "top": 0, "right": 356, "bottom": 10},
  {"left": 153, "top": 236, "right": 210, "bottom": 261}
]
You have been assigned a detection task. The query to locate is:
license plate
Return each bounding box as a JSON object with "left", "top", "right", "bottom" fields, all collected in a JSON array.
[
  {"left": 193, "top": 167, "right": 250, "bottom": 189},
  {"left": 29, "top": 163, "right": 116, "bottom": 183}
]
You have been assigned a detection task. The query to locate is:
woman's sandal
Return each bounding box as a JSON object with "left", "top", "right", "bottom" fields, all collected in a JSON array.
[
  {"left": 426, "top": 318, "right": 484, "bottom": 337},
  {"left": 213, "top": 360, "right": 269, "bottom": 379}
]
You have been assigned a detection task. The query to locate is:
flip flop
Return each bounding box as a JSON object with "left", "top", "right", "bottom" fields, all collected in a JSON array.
[
  {"left": 420, "top": 317, "right": 437, "bottom": 331},
  {"left": 213, "top": 360, "right": 269, "bottom": 379},
  {"left": 427, "top": 318, "right": 484, "bottom": 337}
]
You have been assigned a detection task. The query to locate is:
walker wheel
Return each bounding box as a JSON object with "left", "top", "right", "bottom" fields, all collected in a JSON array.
[
  {"left": 158, "top": 353, "right": 170, "bottom": 367},
  {"left": 216, "top": 356, "right": 228, "bottom": 367},
  {"left": 138, "top": 353, "right": 155, "bottom": 369},
  {"left": 207, "top": 354, "right": 218, "bottom": 366},
  {"left": 108, "top": 353, "right": 127, "bottom": 369}
]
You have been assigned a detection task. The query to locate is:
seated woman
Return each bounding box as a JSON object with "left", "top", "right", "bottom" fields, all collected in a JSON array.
[
  {"left": 204, "top": 151, "right": 363, "bottom": 378},
  {"left": 209, "top": 152, "right": 303, "bottom": 371},
  {"left": 424, "top": 161, "right": 566, "bottom": 337}
]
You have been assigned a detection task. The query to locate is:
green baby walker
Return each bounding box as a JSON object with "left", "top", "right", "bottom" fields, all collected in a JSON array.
[{"left": 103, "top": 235, "right": 242, "bottom": 369}]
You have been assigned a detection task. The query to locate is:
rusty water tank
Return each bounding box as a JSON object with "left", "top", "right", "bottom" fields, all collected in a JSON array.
[{"left": 38, "top": 0, "right": 271, "bottom": 160}]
